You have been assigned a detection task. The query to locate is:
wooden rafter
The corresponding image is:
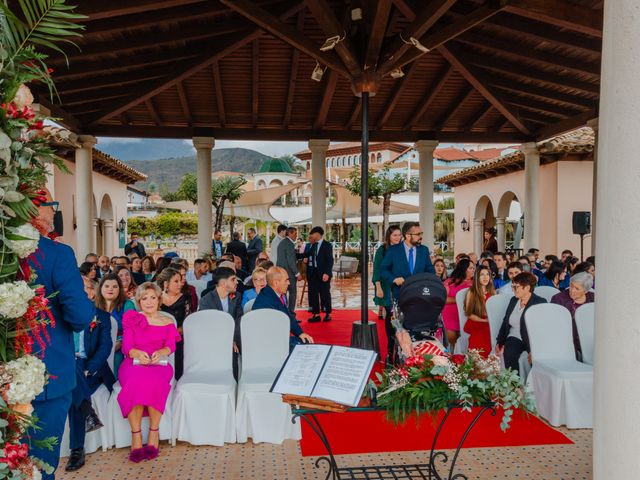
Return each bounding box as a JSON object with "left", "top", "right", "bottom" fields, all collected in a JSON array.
[
  {"left": 211, "top": 62, "right": 226, "bottom": 128},
  {"left": 314, "top": 70, "right": 339, "bottom": 130},
  {"left": 464, "top": 102, "right": 493, "bottom": 130},
  {"left": 505, "top": 96, "right": 580, "bottom": 118},
  {"left": 484, "top": 76, "right": 595, "bottom": 110},
  {"left": 78, "top": 0, "right": 205, "bottom": 21},
  {"left": 391, "top": 0, "right": 418, "bottom": 20},
  {"left": 434, "top": 85, "right": 474, "bottom": 130},
  {"left": 284, "top": 10, "right": 305, "bottom": 127},
  {"left": 535, "top": 109, "right": 597, "bottom": 140},
  {"left": 252, "top": 40, "right": 260, "bottom": 127},
  {"left": 375, "top": 62, "right": 419, "bottom": 128},
  {"left": 176, "top": 81, "right": 192, "bottom": 126},
  {"left": 221, "top": 0, "right": 350, "bottom": 78},
  {"left": 145, "top": 99, "right": 162, "bottom": 126},
  {"left": 439, "top": 44, "right": 531, "bottom": 135},
  {"left": 365, "top": 0, "right": 393, "bottom": 70},
  {"left": 62, "top": 90, "right": 130, "bottom": 106},
  {"left": 504, "top": 0, "right": 602, "bottom": 37},
  {"left": 36, "top": 97, "right": 82, "bottom": 132},
  {"left": 57, "top": 65, "right": 170, "bottom": 94},
  {"left": 345, "top": 98, "right": 362, "bottom": 129},
  {"left": 404, "top": 64, "right": 453, "bottom": 129}
]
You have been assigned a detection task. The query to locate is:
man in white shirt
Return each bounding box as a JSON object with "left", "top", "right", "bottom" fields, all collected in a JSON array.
[
  {"left": 498, "top": 262, "right": 524, "bottom": 296},
  {"left": 186, "top": 259, "right": 212, "bottom": 297},
  {"left": 270, "top": 224, "right": 287, "bottom": 265}
]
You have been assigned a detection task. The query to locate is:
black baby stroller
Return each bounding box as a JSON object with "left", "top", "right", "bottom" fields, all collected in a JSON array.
[{"left": 391, "top": 272, "right": 448, "bottom": 363}]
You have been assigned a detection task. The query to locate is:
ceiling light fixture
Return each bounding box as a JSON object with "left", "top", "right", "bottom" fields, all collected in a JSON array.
[
  {"left": 351, "top": 8, "right": 363, "bottom": 21},
  {"left": 390, "top": 68, "right": 405, "bottom": 78},
  {"left": 320, "top": 32, "right": 346, "bottom": 52},
  {"left": 311, "top": 61, "right": 325, "bottom": 82},
  {"left": 400, "top": 34, "right": 430, "bottom": 54}
]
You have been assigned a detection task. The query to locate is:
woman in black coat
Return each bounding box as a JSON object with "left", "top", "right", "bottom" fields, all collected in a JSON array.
[{"left": 495, "top": 271, "right": 547, "bottom": 376}]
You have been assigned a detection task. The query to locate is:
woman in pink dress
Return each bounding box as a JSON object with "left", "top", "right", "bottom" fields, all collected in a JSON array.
[
  {"left": 117, "top": 282, "right": 181, "bottom": 463},
  {"left": 442, "top": 258, "right": 474, "bottom": 352},
  {"left": 463, "top": 266, "right": 496, "bottom": 358}
]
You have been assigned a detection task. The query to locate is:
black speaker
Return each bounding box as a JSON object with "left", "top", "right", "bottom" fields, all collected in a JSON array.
[
  {"left": 53, "top": 211, "right": 64, "bottom": 237},
  {"left": 572, "top": 211, "right": 591, "bottom": 235}
]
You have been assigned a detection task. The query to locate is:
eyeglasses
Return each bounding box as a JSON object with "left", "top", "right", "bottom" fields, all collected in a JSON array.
[
  {"left": 409, "top": 231, "right": 423, "bottom": 236},
  {"left": 41, "top": 201, "right": 59, "bottom": 212}
]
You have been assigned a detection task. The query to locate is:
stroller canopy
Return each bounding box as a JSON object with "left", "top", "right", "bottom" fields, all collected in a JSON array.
[{"left": 397, "top": 273, "right": 447, "bottom": 333}]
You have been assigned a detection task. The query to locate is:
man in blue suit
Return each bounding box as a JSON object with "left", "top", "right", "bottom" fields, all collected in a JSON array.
[
  {"left": 380, "top": 221, "right": 436, "bottom": 300},
  {"left": 252, "top": 267, "right": 314, "bottom": 351},
  {"left": 28, "top": 190, "right": 95, "bottom": 479},
  {"left": 66, "top": 308, "right": 115, "bottom": 471}
]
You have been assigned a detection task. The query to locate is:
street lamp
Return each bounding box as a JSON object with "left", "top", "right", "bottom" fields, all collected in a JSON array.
[
  {"left": 460, "top": 217, "right": 470, "bottom": 232},
  {"left": 116, "top": 218, "right": 126, "bottom": 232}
]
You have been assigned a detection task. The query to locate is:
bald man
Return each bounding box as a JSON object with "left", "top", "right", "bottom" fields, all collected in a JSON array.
[
  {"left": 29, "top": 188, "right": 95, "bottom": 479},
  {"left": 252, "top": 267, "right": 313, "bottom": 350}
]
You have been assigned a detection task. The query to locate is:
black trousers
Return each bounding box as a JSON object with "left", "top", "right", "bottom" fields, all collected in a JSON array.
[
  {"left": 287, "top": 276, "right": 297, "bottom": 314},
  {"left": 308, "top": 272, "right": 332, "bottom": 315},
  {"left": 383, "top": 306, "right": 396, "bottom": 360},
  {"left": 503, "top": 336, "right": 527, "bottom": 376}
]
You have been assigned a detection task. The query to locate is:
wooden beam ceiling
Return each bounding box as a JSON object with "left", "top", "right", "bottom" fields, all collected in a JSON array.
[
  {"left": 78, "top": 0, "right": 206, "bottom": 21},
  {"left": 484, "top": 76, "right": 595, "bottom": 110},
  {"left": 364, "top": 0, "right": 393, "bottom": 70},
  {"left": 284, "top": 10, "right": 305, "bottom": 127},
  {"left": 504, "top": 0, "right": 602, "bottom": 37},
  {"left": 176, "top": 81, "right": 192, "bottom": 126},
  {"left": 404, "top": 64, "right": 454, "bottom": 129},
  {"left": 314, "top": 70, "right": 339, "bottom": 130},
  {"left": 434, "top": 85, "right": 474, "bottom": 130},
  {"left": 145, "top": 99, "right": 163, "bottom": 126},
  {"left": 464, "top": 102, "right": 492, "bottom": 130},
  {"left": 211, "top": 62, "right": 226, "bottom": 128},
  {"left": 252, "top": 40, "right": 260, "bottom": 127},
  {"left": 375, "top": 62, "right": 419, "bottom": 128}
]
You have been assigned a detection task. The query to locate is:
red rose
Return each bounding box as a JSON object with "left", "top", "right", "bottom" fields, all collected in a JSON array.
[
  {"left": 89, "top": 320, "right": 98, "bottom": 332},
  {"left": 2, "top": 443, "right": 29, "bottom": 469},
  {"left": 451, "top": 354, "right": 466, "bottom": 365}
]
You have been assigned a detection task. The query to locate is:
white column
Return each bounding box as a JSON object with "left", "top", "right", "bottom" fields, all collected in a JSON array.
[
  {"left": 103, "top": 219, "right": 114, "bottom": 257},
  {"left": 587, "top": 118, "right": 598, "bottom": 254},
  {"left": 594, "top": 2, "right": 640, "bottom": 478},
  {"left": 522, "top": 142, "right": 540, "bottom": 251},
  {"left": 92, "top": 218, "right": 99, "bottom": 253},
  {"left": 496, "top": 217, "right": 506, "bottom": 252},
  {"left": 75, "top": 135, "right": 97, "bottom": 260},
  {"left": 473, "top": 219, "right": 483, "bottom": 255},
  {"left": 309, "top": 139, "right": 330, "bottom": 229},
  {"left": 415, "top": 140, "right": 439, "bottom": 250},
  {"left": 193, "top": 137, "right": 215, "bottom": 255}
]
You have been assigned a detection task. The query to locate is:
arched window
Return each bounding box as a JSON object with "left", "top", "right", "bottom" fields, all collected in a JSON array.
[
  {"left": 376, "top": 153, "right": 382, "bottom": 163},
  {"left": 326, "top": 159, "right": 330, "bottom": 168},
  {"left": 370, "top": 153, "right": 375, "bottom": 162}
]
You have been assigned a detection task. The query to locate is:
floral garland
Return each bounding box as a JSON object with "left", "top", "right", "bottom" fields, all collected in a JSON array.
[
  {"left": 375, "top": 350, "right": 536, "bottom": 431},
  {"left": 0, "top": 2, "right": 85, "bottom": 478}
]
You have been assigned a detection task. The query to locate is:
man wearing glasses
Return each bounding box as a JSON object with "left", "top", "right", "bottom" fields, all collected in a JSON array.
[{"left": 380, "top": 221, "right": 436, "bottom": 300}]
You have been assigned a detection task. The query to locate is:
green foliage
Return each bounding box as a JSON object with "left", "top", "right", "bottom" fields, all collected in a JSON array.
[
  {"left": 176, "top": 173, "right": 198, "bottom": 204},
  {"left": 346, "top": 165, "right": 414, "bottom": 203},
  {"left": 434, "top": 197, "right": 455, "bottom": 243},
  {"left": 278, "top": 154, "right": 306, "bottom": 173},
  {"left": 127, "top": 213, "right": 199, "bottom": 238}
]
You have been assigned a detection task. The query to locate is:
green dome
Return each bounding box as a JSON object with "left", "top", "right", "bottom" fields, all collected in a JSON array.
[{"left": 258, "top": 158, "right": 293, "bottom": 173}]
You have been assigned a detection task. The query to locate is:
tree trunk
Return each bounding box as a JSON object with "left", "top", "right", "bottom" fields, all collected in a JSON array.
[
  {"left": 382, "top": 194, "right": 391, "bottom": 235},
  {"left": 341, "top": 216, "right": 347, "bottom": 253},
  {"left": 229, "top": 215, "right": 236, "bottom": 233},
  {"left": 215, "top": 198, "right": 227, "bottom": 232}
]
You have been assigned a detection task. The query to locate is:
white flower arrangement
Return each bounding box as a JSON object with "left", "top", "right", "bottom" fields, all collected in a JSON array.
[
  {"left": 4, "top": 355, "right": 46, "bottom": 405},
  {"left": 6, "top": 223, "right": 40, "bottom": 258},
  {"left": 12, "top": 84, "right": 34, "bottom": 109},
  {"left": 0, "top": 281, "right": 35, "bottom": 319}
]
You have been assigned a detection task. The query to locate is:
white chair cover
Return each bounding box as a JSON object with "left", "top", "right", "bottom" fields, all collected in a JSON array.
[
  {"left": 534, "top": 285, "right": 560, "bottom": 302},
  {"left": 60, "top": 317, "right": 119, "bottom": 457},
  {"left": 171, "top": 311, "right": 237, "bottom": 446},
  {"left": 454, "top": 288, "right": 469, "bottom": 354},
  {"left": 575, "top": 303, "right": 595, "bottom": 365},
  {"left": 525, "top": 304, "right": 593, "bottom": 428},
  {"left": 486, "top": 294, "right": 511, "bottom": 353},
  {"left": 236, "top": 309, "right": 301, "bottom": 444},
  {"left": 243, "top": 298, "right": 256, "bottom": 314}
]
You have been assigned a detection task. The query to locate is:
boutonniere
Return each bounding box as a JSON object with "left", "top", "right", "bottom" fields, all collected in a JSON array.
[
  {"left": 89, "top": 317, "right": 100, "bottom": 332},
  {"left": 229, "top": 293, "right": 236, "bottom": 300}
]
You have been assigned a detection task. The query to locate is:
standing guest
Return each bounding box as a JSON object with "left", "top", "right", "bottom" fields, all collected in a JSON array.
[
  {"left": 226, "top": 231, "right": 248, "bottom": 270},
  {"left": 252, "top": 267, "right": 314, "bottom": 350},
  {"left": 380, "top": 221, "right": 435, "bottom": 301},
  {"left": 117, "top": 283, "right": 181, "bottom": 463},
  {"left": 537, "top": 260, "right": 566, "bottom": 289},
  {"left": 561, "top": 249, "right": 574, "bottom": 263},
  {"left": 277, "top": 226, "right": 301, "bottom": 314},
  {"left": 28, "top": 188, "right": 95, "bottom": 479},
  {"left": 116, "top": 266, "right": 138, "bottom": 299},
  {"left": 433, "top": 258, "right": 448, "bottom": 282},
  {"left": 212, "top": 229, "right": 224, "bottom": 259},
  {"left": 483, "top": 228, "right": 498, "bottom": 254},
  {"left": 80, "top": 261, "right": 98, "bottom": 282},
  {"left": 124, "top": 232, "right": 146, "bottom": 258},
  {"left": 95, "top": 273, "right": 136, "bottom": 378},
  {"left": 550, "top": 272, "right": 595, "bottom": 361},
  {"left": 495, "top": 272, "right": 547, "bottom": 375},
  {"left": 246, "top": 227, "right": 263, "bottom": 272},
  {"left": 130, "top": 257, "right": 146, "bottom": 285},
  {"left": 305, "top": 226, "right": 334, "bottom": 323},
  {"left": 65, "top": 306, "right": 115, "bottom": 472},
  {"left": 498, "top": 262, "right": 524, "bottom": 295},
  {"left": 141, "top": 255, "right": 156, "bottom": 281},
  {"left": 463, "top": 266, "right": 496, "bottom": 358},
  {"left": 270, "top": 224, "right": 287, "bottom": 265},
  {"left": 442, "top": 259, "right": 474, "bottom": 352},
  {"left": 295, "top": 237, "right": 306, "bottom": 255},
  {"left": 242, "top": 267, "right": 268, "bottom": 309},
  {"left": 372, "top": 226, "right": 402, "bottom": 363},
  {"left": 97, "top": 255, "right": 111, "bottom": 278},
  {"left": 157, "top": 267, "right": 191, "bottom": 380}
]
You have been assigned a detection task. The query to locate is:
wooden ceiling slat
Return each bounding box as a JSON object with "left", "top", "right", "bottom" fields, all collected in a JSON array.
[
  {"left": 284, "top": 11, "right": 305, "bottom": 127},
  {"left": 365, "top": 0, "right": 393, "bottom": 70},
  {"left": 314, "top": 70, "right": 339, "bottom": 130},
  {"left": 176, "top": 81, "right": 193, "bottom": 126},
  {"left": 434, "top": 85, "right": 474, "bottom": 130},
  {"left": 345, "top": 98, "right": 362, "bottom": 129},
  {"left": 145, "top": 99, "right": 163, "bottom": 126},
  {"left": 505, "top": 96, "right": 580, "bottom": 118},
  {"left": 404, "top": 64, "right": 453, "bottom": 129},
  {"left": 252, "top": 40, "right": 260, "bottom": 127},
  {"left": 57, "top": 65, "right": 170, "bottom": 94},
  {"left": 211, "top": 62, "right": 226, "bottom": 128},
  {"left": 375, "top": 61, "right": 419, "bottom": 129},
  {"left": 504, "top": 0, "right": 602, "bottom": 37},
  {"left": 464, "top": 102, "right": 492, "bottom": 131},
  {"left": 79, "top": 0, "right": 205, "bottom": 21},
  {"left": 485, "top": 76, "right": 595, "bottom": 110}
]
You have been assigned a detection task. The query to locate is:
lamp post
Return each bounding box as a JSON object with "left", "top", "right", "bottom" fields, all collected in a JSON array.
[{"left": 116, "top": 217, "right": 126, "bottom": 249}]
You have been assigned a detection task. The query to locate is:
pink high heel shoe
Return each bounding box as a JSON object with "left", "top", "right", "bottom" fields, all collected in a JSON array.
[
  {"left": 128, "top": 430, "right": 145, "bottom": 463},
  {"left": 143, "top": 427, "right": 160, "bottom": 460}
]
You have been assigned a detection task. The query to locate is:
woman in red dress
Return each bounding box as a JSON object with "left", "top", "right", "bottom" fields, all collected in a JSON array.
[{"left": 463, "top": 265, "right": 496, "bottom": 357}]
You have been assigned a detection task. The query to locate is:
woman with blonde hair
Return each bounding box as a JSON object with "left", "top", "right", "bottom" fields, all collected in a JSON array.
[
  {"left": 241, "top": 267, "right": 268, "bottom": 309},
  {"left": 463, "top": 265, "right": 496, "bottom": 358}
]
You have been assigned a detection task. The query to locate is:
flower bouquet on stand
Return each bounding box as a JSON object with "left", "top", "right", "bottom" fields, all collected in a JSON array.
[{"left": 0, "top": 1, "right": 85, "bottom": 478}]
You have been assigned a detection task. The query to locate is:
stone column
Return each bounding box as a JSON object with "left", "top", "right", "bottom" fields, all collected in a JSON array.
[
  {"left": 75, "top": 135, "right": 97, "bottom": 260},
  {"left": 92, "top": 218, "right": 99, "bottom": 254},
  {"left": 587, "top": 118, "right": 598, "bottom": 254},
  {"left": 193, "top": 137, "right": 215, "bottom": 255},
  {"left": 522, "top": 142, "right": 540, "bottom": 252},
  {"left": 103, "top": 219, "right": 114, "bottom": 257},
  {"left": 594, "top": 2, "right": 640, "bottom": 478},
  {"left": 309, "top": 139, "right": 330, "bottom": 229},
  {"left": 473, "top": 219, "right": 483, "bottom": 255},
  {"left": 496, "top": 217, "right": 506, "bottom": 252},
  {"left": 415, "top": 140, "right": 439, "bottom": 250}
]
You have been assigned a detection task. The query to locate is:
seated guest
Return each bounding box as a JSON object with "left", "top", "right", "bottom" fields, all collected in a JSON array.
[
  {"left": 463, "top": 266, "right": 496, "bottom": 358},
  {"left": 518, "top": 255, "right": 532, "bottom": 272},
  {"left": 130, "top": 257, "right": 146, "bottom": 286},
  {"left": 187, "top": 259, "right": 211, "bottom": 298},
  {"left": 80, "top": 261, "right": 98, "bottom": 283},
  {"left": 141, "top": 255, "right": 156, "bottom": 281},
  {"left": 560, "top": 249, "right": 574, "bottom": 263},
  {"left": 537, "top": 260, "right": 567, "bottom": 289},
  {"left": 151, "top": 257, "right": 172, "bottom": 282},
  {"left": 550, "top": 272, "right": 594, "bottom": 361},
  {"left": 573, "top": 261, "right": 595, "bottom": 278},
  {"left": 254, "top": 251, "right": 270, "bottom": 270},
  {"left": 495, "top": 272, "right": 547, "bottom": 376},
  {"left": 242, "top": 267, "right": 268, "bottom": 309},
  {"left": 252, "top": 267, "right": 314, "bottom": 351},
  {"left": 116, "top": 266, "right": 138, "bottom": 299},
  {"left": 233, "top": 255, "right": 250, "bottom": 282},
  {"left": 172, "top": 262, "right": 198, "bottom": 312},
  {"left": 497, "top": 262, "right": 523, "bottom": 295},
  {"left": 65, "top": 307, "right": 115, "bottom": 472},
  {"left": 202, "top": 260, "right": 246, "bottom": 298},
  {"left": 481, "top": 257, "right": 503, "bottom": 290},
  {"left": 493, "top": 252, "right": 508, "bottom": 282},
  {"left": 433, "top": 258, "right": 448, "bottom": 282},
  {"left": 117, "top": 283, "right": 181, "bottom": 463},
  {"left": 97, "top": 255, "right": 111, "bottom": 278}
]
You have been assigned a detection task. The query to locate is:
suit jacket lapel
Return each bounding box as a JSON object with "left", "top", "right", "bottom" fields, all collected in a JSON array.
[{"left": 212, "top": 290, "right": 223, "bottom": 310}]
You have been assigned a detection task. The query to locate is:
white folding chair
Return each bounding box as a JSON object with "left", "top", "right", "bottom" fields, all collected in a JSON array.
[
  {"left": 171, "top": 311, "right": 237, "bottom": 446},
  {"left": 60, "top": 317, "right": 119, "bottom": 457},
  {"left": 243, "top": 298, "right": 256, "bottom": 315},
  {"left": 486, "top": 296, "right": 530, "bottom": 381},
  {"left": 454, "top": 288, "right": 469, "bottom": 354},
  {"left": 109, "top": 316, "right": 176, "bottom": 448},
  {"left": 575, "top": 303, "right": 595, "bottom": 365},
  {"left": 534, "top": 285, "right": 561, "bottom": 302},
  {"left": 525, "top": 304, "right": 593, "bottom": 428},
  {"left": 236, "top": 309, "right": 301, "bottom": 444}
]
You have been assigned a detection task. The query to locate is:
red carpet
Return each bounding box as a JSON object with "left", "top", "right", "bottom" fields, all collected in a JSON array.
[{"left": 295, "top": 309, "right": 573, "bottom": 456}]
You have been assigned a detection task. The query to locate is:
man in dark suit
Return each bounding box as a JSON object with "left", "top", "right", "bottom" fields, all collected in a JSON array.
[
  {"left": 246, "top": 227, "right": 263, "bottom": 272},
  {"left": 226, "top": 231, "right": 248, "bottom": 270},
  {"left": 199, "top": 267, "right": 243, "bottom": 378},
  {"left": 29, "top": 190, "right": 95, "bottom": 480},
  {"left": 212, "top": 229, "right": 224, "bottom": 259},
  {"left": 66, "top": 308, "right": 115, "bottom": 472},
  {"left": 305, "top": 226, "right": 334, "bottom": 323},
  {"left": 276, "top": 226, "right": 301, "bottom": 314},
  {"left": 380, "top": 221, "right": 435, "bottom": 300},
  {"left": 124, "top": 232, "right": 146, "bottom": 258},
  {"left": 252, "top": 267, "right": 314, "bottom": 350}
]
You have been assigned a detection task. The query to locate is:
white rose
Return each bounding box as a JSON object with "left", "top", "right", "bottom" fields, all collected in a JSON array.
[
  {"left": 5, "top": 355, "right": 46, "bottom": 404},
  {"left": 6, "top": 223, "right": 40, "bottom": 258},
  {"left": 12, "top": 84, "right": 34, "bottom": 109},
  {"left": 432, "top": 355, "right": 450, "bottom": 367},
  {"left": 0, "top": 281, "right": 35, "bottom": 318},
  {"left": 32, "top": 466, "right": 43, "bottom": 480}
]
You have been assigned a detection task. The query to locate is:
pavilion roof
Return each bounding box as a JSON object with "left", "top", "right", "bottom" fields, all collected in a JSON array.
[
  {"left": 437, "top": 126, "right": 594, "bottom": 187},
  {"left": 39, "top": 1, "right": 602, "bottom": 144}
]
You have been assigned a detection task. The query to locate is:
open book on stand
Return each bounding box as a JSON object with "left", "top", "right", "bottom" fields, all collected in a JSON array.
[{"left": 270, "top": 344, "right": 376, "bottom": 407}]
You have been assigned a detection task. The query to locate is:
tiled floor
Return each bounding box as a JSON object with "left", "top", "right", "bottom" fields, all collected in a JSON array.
[{"left": 296, "top": 273, "right": 377, "bottom": 310}]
